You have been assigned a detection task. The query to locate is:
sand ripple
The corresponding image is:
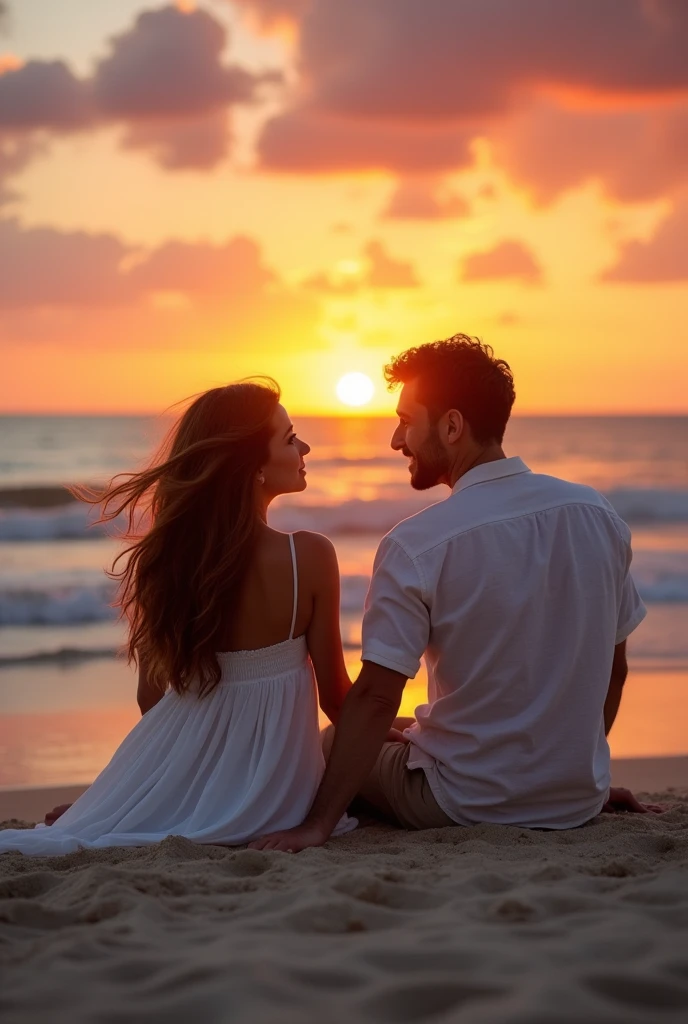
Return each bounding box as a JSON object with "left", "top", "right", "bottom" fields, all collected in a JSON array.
[{"left": 1, "top": 793, "right": 688, "bottom": 1023}]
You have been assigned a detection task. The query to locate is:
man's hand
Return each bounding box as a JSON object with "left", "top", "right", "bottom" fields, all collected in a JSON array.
[
  {"left": 247, "top": 821, "right": 330, "bottom": 853},
  {"left": 44, "top": 803, "right": 72, "bottom": 826},
  {"left": 602, "top": 786, "right": 664, "bottom": 814},
  {"left": 386, "top": 727, "right": 409, "bottom": 743}
]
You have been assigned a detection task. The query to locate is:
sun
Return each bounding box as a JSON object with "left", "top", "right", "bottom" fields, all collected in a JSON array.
[{"left": 336, "top": 372, "right": 375, "bottom": 408}]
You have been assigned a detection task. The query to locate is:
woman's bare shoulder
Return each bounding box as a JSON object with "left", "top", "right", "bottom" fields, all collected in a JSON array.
[{"left": 292, "top": 531, "right": 338, "bottom": 574}]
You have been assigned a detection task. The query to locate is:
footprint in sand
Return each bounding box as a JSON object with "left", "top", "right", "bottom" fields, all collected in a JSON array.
[{"left": 332, "top": 874, "right": 445, "bottom": 912}]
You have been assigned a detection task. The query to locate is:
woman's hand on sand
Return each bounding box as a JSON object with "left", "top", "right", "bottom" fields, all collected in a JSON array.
[
  {"left": 44, "top": 803, "right": 72, "bottom": 826},
  {"left": 602, "top": 786, "right": 664, "bottom": 814},
  {"left": 248, "top": 822, "right": 330, "bottom": 853}
]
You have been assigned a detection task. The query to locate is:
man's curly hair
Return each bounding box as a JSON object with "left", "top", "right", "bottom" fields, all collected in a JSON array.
[{"left": 384, "top": 334, "right": 515, "bottom": 444}]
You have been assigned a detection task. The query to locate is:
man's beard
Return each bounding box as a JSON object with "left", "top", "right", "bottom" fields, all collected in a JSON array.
[{"left": 408, "top": 427, "right": 450, "bottom": 491}]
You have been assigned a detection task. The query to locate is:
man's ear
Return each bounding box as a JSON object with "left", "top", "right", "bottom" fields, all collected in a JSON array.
[{"left": 445, "top": 409, "right": 465, "bottom": 445}]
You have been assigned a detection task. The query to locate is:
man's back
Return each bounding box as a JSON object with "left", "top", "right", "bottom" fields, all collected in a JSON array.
[{"left": 361, "top": 457, "right": 646, "bottom": 828}]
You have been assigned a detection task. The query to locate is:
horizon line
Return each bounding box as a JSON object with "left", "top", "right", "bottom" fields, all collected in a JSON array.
[{"left": 0, "top": 409, "right": 687, "bottom": 419}]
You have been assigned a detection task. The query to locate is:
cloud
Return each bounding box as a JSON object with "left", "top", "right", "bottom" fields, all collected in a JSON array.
[
  {"left": 0, "top": 219, "right": 134, "bottom": 306},
  {"left": 0, "top": 5, "right": 278, "bottom": 171},
  {"left": 383, "top": 179, "right": 470, "bottom": 220},
  {"left": 494, "top": 100, "right": 688, "bottom": 204},
  {"left": 120, "top": 109, "right": 232, "bottom": 170},
  {"left": 253, "top": 0, "right": 688, "bottom": 200},
  {"left": 460, "top": 240, "right": 542, "bottom": 283},
  {"left": 290, "top": 1, "right": 688, "bottom": 122},
  {"left": 0, "top": 60, "right": 92, "bottom": 130},
  {"left": 601, "top": 200, "right": 688, "bottom": 281},
  {"left": 0, "top": 219, "right": 285, "bottom": 307},
  {"left": 0, "top": 136, "right": 44, "bottom": 206},
  {"left": 129, "top": 235, "right": 275, "bottom": 295},
  {"left": 365, "top": 240, "right": 420, "bottom": 287},
  {"left": 93, "top": 7, "right": 259, "bottom": 119},
  {"left": 306, "top": 240, "right": 420, "bottom": 292},
  {"left": 258, "top": 108, "right": 472, "bottom": 174}
]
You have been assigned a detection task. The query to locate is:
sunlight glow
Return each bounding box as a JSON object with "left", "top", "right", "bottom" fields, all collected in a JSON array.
[{"left": 336, "top": 372, "right": 375, "bottom": 407}]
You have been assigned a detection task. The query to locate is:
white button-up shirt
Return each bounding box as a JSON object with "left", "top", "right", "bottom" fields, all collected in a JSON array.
[{"left": 361, "top": 457, "right": 646, "bottom": 828}]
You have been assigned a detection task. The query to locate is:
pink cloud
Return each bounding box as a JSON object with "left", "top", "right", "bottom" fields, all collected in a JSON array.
[
  {"left": 494, "top": 100, "right": 688, "bottom": 204},
  {"left": 258, "top": 108, "right": 472, "bottom": 174},
  {"left": 0, "top": 220, "right": 291, "bottom": 308},
  {"left": 129, "top": 236, "right": 275, "bottom": 295},
  {"left": 460, "top": 240, "right": 542, "bottom": 283},
  {"left": 0, "top": 219, "right": 134, "bottom": 306},
  {"left": 601, "top": 199, "right": 688, "bottom": 281},
  {"left": 383, "top": 179, "right": 471, "bottom": 220},
  {"left": 306, "top": 239, "right": 420, "bottom": 292}
]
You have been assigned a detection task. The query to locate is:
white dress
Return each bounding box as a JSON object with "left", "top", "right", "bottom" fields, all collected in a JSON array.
[{"left": 0, "top": 535, "right": 356, "bottom": 854}]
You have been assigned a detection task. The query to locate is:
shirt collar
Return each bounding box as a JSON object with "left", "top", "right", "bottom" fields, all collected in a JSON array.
[{"left": 451, "top": 456, "right": 531, "bottom": 494}]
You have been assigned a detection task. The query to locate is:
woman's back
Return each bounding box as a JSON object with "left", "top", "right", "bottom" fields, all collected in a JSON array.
[{"left": 216, "top": 529, "right": 308, "bottom": 652}]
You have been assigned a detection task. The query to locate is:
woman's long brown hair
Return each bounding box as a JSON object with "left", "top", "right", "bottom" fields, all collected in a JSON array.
[{"left": 74, "top": 380, "right": 281, "bottom": 698}]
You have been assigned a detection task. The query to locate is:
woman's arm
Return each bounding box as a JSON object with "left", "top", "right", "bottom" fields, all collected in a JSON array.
[
  {"left": 136, "top": 655, "right": 165, "bottom": 715},
  {"left": 302, "top": 533, "right": 351, "bottom": 724}
]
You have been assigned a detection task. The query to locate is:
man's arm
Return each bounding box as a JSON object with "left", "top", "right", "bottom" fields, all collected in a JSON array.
[
  {"left": 248, "top": 660, "right": 407, "bottom": 851},
  {"left": 604, "top": 640, "right": 628, "bottom": 735}
]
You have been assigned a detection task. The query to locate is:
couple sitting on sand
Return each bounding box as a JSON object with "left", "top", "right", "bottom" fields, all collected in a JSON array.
[{"left": 0, "top": 335, "right": 657, "bottom": 858}]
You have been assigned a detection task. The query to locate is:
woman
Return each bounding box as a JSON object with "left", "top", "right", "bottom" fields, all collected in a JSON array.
[{"left": 0, "top": 380, "right": 356, "bottom": 854}]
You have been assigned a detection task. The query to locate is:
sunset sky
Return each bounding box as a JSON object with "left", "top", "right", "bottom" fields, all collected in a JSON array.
[{"left": 1, "top": 0, "right": 687, "bottom": 415}]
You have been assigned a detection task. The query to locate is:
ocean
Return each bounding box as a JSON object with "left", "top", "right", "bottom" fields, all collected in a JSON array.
[{"left": 1, "top": 414, "right": 687, "bottom": 789}]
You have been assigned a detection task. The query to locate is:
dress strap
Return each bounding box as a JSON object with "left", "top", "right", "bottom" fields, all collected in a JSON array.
[{"left": 288, "top": 533, "right": 299, "bottom": 641}]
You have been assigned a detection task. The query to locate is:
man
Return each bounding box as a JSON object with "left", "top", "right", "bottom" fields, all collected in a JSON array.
[{"left": 251, "top": 335, "right": 654, "bottom": 851}]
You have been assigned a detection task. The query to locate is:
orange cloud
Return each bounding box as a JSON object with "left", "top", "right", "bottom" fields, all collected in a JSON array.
[
  {"left": 601, "top": 198, "right": 688, "bottom": 281},
  {"left": 258, "top": 108, "right": 473, "bottom": 174},
  {"left": 305, "top": 239, "right": 420, "bottom": 292},
  {"left": 0, "top": 220, "right": 310, "bottom": 315},
  {"left": 382, "top": 179, "right": 471, "bottom": 221},
  {"left": 460, "top": 240, "right": 543, "bottom": 283}
]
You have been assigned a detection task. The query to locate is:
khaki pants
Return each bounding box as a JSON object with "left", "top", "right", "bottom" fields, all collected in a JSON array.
[{"left": 322, "top": 726, "right": 455, "bottom": 830}]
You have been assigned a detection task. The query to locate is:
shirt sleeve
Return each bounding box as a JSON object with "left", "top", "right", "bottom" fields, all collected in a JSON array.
[
  {"left": 616, "top": 540, "right": 647, "bottom": 645},
  {"left": 361, "top": 535, "right": 429, "bottom": 678}
]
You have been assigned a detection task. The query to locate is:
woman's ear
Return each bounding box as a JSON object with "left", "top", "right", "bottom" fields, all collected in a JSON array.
[{"left": 257, "top": 471, "right": 265, "bottom": 485}]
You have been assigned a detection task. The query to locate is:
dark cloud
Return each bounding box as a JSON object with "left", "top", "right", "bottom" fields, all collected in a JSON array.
[
  {"left": 93, "top": 7, "right": 259, "bottom": 119},
  {"left": 255, "top": 0, "right": 688, "bottom": 199},
  {"left": 601, "top": 200, "right": 688, "bottom": 282},
  {"left": 0, "top": 60, "right": 91, "bottom": 130},
  {"left": 121, "top": 109, "right": 232, "bottom": 171},
  {"left": 259, "top": 108, "right": 472, "bottom": 173},
  {"left": 460, "top": 240, "right": 542, "bottom": 283},
  {"left": 0, "top": 5, "right": 277, "bottom": 171},
  {"left": 292, "top": 1, "right": 688, "bottom": 122},
  {"left": 383, "top": 180, "right": 470, "bottom": 220}
]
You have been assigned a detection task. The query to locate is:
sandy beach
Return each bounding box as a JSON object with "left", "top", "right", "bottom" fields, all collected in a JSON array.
[{"left": 2, "top": 760, "right": 687, "bottom": 1024}]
